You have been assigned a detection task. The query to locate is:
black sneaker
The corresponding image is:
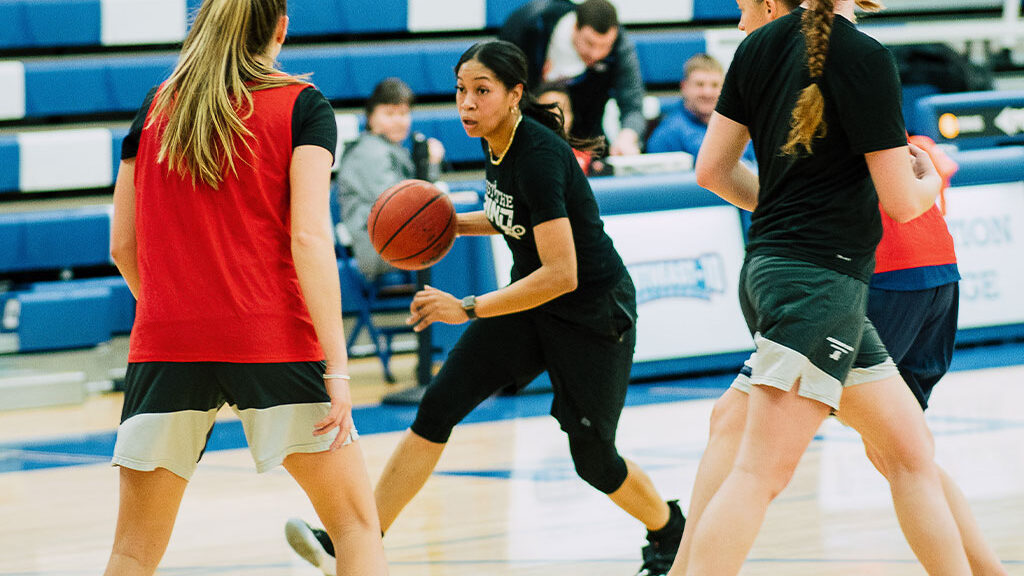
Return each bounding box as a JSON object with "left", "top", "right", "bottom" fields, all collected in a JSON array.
[
  {"left": 635, "top": 500, "right": 685, "bottom": 576},
  {"left": 284, "top": 518, "right": 336, "bottom": 575}
]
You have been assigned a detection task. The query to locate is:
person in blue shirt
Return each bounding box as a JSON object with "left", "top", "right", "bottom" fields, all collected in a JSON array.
[{"left": 647, "top": 54, "right": 755, "bottom": 164}]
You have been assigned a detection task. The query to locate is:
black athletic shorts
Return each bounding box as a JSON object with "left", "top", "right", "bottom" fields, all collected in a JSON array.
[{"left": 112, "top": 361, "right": 356, "bottom": 479}]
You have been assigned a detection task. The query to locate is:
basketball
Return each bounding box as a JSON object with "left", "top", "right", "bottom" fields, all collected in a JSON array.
[{"left": 368, "top": 179, "right": 457, "bottom": 270}]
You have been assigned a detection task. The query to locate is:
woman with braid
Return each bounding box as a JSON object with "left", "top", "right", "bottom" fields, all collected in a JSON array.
[{"left": 672, "top": 1, "right": 983, "bottom": 574}]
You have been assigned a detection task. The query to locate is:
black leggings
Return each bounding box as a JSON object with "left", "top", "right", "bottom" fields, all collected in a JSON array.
[{"left": 411, "top": 281, "right": 637, "bottom": 494}]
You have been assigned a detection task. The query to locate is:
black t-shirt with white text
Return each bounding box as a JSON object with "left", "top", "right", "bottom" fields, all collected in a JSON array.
[
  {"left": 483, "top": 116, "right": 625, "bottom": 315},
  {"left": 716, "top": 9, "right": 907, "bottom": 282}
]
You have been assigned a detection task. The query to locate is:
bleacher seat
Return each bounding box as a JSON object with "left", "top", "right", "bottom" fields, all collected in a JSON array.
[
  {"left": 0, "top": 206, "right": 112, "bottom": 273},
  {"left": 6, "top": 31, "right": 706, "bottom": 123},
  {"left": 29, "top": 277, "right": 135, "bottom": 334},
  {"left": 1, "top": 287, "right": 113, "bottom": 352},
  {"left": 1, "top": 0, "right": 731, "bottom": 52}
]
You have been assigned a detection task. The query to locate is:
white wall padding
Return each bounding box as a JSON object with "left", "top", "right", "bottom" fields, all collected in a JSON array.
[
  {"left": 0, "top": 62, "right": 26, "bottom": 121},
  {"left": 408, "top": 0, "right": 485, "bottom": 32},
  {"left": 610, "top": 0, "right": 694, "bottom": 24},
  {"left": 18, "top": 129, "right": 114, "bottom": 193},
  {"left": 101, "top": 0, "right": 187, "bottom": 46}
]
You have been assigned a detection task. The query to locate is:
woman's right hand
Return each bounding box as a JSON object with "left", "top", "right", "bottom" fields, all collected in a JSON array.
[{"left": 314, "top": 375, "right": 355, "bottom": 451}]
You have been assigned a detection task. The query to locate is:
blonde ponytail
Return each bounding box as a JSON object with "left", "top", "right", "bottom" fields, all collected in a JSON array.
[
  {"left": 150, "top": 0, "right": 300, "bottom": 188},
  {"left": 781, "top": 0, "right": 835, "bottom": 156}
]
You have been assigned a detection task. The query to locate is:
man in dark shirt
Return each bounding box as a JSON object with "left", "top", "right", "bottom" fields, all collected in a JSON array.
[{"left": 500, "top": 0, "right": 646, "bottom": 156}]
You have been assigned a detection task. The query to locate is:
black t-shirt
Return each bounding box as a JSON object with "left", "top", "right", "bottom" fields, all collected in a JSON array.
[
  {"left": 121, "top": 85, "right": 336, "bottom": 160},
  {"left": 716, "top": 9, "right": 907, "bottom": 281},
  {"left": 483, "top": 116, "right": 625, "bottom": 314}
]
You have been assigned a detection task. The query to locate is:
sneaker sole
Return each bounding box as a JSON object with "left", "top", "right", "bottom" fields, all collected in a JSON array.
[{"left": 285, "top": 519, "right": 335, "bottom": 576}]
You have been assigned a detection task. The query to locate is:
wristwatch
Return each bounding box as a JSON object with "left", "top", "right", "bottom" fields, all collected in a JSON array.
[{"left": 461, "top": 295, "right": 477, "bottom": 319}]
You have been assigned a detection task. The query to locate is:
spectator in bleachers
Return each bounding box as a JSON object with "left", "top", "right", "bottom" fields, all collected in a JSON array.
[
  {"left": 646, "top": 54, "right": 755, "bottom": 164},
  {"left": 105, "top": 1, "right": 386, "bottom": 575},
  {"left": 500, "top": 0, "right": 646, "bottom": 156},
  {"left": 337, "top": 78, "right": 446, "bottom": 281},
  {"left": 536, "top": 81, "right": 601, "bottom": 174}
]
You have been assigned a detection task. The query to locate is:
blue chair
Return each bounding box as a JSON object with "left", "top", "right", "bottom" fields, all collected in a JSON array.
[
  {"left": 339, "top": 252, "right": 416, "bottom": 383},
  {"left": 330, "top": 184, "right": 416, "bottom": 382}
]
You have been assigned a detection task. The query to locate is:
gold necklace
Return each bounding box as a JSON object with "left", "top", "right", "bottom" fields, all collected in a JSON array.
[{"left": 488, "top": 113, "right": 524, "bottom": 166}]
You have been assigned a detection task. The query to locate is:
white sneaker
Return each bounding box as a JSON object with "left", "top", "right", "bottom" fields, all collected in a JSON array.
[{"left": 284, "top": 518, "right": 336, "bottom": 576}]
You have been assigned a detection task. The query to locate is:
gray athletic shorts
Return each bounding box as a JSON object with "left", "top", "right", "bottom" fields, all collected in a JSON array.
[
  {"left": 733, "top": 255, "right": 898, "bottom": 410},
  {"left": 112, "top": 361, "right": 357, "bottom": 480}
]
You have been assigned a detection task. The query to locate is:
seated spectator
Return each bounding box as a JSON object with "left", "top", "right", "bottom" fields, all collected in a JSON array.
[
  {"left": 500, "top": 0, "right": 646, "bottom": 156},
  {"left": 337, "top": 78, "right": 445, "bottom": 281},
  {"left": 536, "top": 82, "right": 603, "bottom": 175},
  {"left": 647, "top": 54, "right": 755, "bottom": 164}
]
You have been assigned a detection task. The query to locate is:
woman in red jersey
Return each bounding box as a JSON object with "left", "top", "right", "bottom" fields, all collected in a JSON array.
[{"left": 104, "top": 1, "right": 387, "bottom": 575}]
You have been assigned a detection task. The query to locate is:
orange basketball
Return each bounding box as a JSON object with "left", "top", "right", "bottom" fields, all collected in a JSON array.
[{"left": 368, "top": 179, "right": 456, "bottom": 270}]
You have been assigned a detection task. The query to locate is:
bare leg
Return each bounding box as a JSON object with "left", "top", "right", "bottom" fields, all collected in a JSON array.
[
  {"left": 607, "top": 459, "right": 670, "bottom": 530},
  {"left": 686, "top": 382, "right": 830, "bottom": 576},
  {"left": 840, "top": 375, "right": 971, "bottom": 575},
  {"left": 374, "top": 429, "right": 446, "bottom": 534},
  {"left": 668, "top": 387, "right": 747, "bottom": 576},
  {"left": 284, "top": 442, "right": 387, "bottom": 576},
  {"left": 862, "top": 440, "right": 1007, "bottom": 575},
  {"left": 104, "top": 467, "right": 188, "bottom": 576}
]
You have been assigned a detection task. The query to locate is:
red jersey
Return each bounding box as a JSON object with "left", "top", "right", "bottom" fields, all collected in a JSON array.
[
  {"left": 128, "top": 83, "right": 323, "bottom": 362},
  {"left": 871, "top": 136, "right": 960, "bottom": 290}
]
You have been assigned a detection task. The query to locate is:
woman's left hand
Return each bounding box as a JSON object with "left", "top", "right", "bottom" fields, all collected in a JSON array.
[{"left": 407, "top": 285, "right": 468, "bottom": 332}]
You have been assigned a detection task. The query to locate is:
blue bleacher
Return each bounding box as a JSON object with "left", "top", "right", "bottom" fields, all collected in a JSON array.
[
  {"left": 13, "top": 31, "right": 705, "bottom": 121},
  {"left": 2, "top": 287, "right": 113, "bottom": 352},
  {"left": 0, "top": 138, "right": 17, "bottom": 195},
  {"left": 0, "top": 0, "right": 102, "bottom": 49},
  {"left": 2, "top": 0, "right": 715, "bottom": 51},
  {"left": 0, "top": 206, "right": 112, "bottom": 273},
  {"left": 30, "top": 277, "right": 134, "bottom": 334}
]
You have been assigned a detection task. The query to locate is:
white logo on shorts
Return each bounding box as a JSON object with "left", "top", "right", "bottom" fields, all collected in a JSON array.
[{"left": 826, "top": 337, "right": 854, "bottom": 361}]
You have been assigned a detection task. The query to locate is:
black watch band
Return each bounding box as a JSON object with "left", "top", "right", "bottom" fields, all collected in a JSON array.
[{"left": 461, "top": 295, "right": 477, "bottom": 319}]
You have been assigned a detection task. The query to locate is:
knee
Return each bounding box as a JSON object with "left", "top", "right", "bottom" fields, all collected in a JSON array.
[
  {"left": 870, "top": 430, "right": 937, "bottom": 480},
  {"left": 708, "top": 392, "right": 746, "bottom": 440},
  {"left": 569, "top": 435, "right": 628, "bottom": 494},
  {"left": 734, "top": 452, "right": 801, "bottom": 501},
  {"left": 410, "top": 388, "right": 461, "bottom": 444}
]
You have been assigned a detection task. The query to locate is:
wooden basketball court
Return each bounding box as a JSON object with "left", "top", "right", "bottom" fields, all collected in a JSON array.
[{"left": 1, "top": 344, "right": 1022, "bottom": 576}]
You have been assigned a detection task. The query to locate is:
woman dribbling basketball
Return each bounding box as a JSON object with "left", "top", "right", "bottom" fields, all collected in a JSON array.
[{"left": 286, "top": 40, "right": 684, "bottom": 576}]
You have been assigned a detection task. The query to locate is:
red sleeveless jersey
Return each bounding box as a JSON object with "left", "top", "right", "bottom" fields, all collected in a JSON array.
[
  {"left": 129, "top": 83, "right": 323, "bottom": 362},
  {"left": 872, "top": 135, "right": 959, "bottom": 290}
]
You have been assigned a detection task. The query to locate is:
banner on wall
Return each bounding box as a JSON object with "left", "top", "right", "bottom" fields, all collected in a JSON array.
[
  {"left": 491, "top": 206, "right": 752, "bottom": 362},
  {"left": 945, "top": 181, "right": 1024, "bottom": 329}
]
